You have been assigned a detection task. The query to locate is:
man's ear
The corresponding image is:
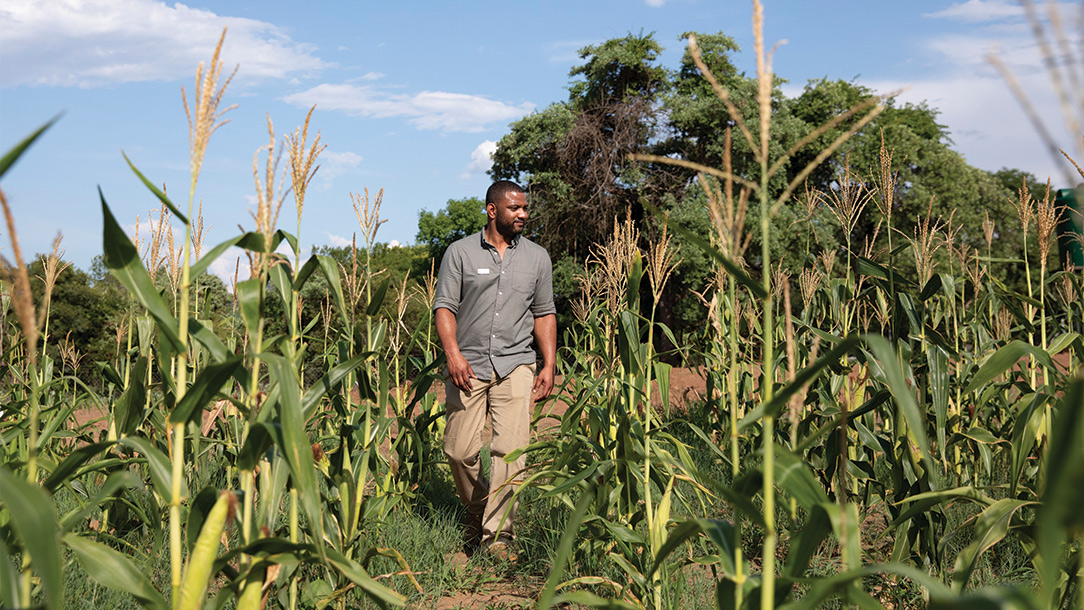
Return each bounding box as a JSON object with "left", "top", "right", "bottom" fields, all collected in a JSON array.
[{"left": 486, "top": 202, "right": 496, "bottom": 220}]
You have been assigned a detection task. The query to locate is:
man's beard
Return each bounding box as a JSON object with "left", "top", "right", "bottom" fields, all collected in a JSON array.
[{"left": 498, "top": 216, "right": 524, "bottom": 236}]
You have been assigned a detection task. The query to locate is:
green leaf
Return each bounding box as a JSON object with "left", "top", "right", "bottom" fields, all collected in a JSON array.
[
  {"left": 293, "top": 254, "right": 321, "bottom": 291},
  {"left": 773, "top": 444, "right": 830, "bottom": 509},
  {"left": 118, "top": 437, "right": 179, "bottom": 504},
  {"left": 0, "top": 115, "right": 60, "bottom": 180},
  {"left": 169, "top": 357, "right": 243, "bottom": 425},
  {"left": 317, "top": 255, "right": 349, "bottom": 327},
  {"left": 928, "top": 345, "right": 950, "bottom": 458},
  {"left": 865, "top": 334, "right": 935, "bottom": 477},
  {"left": 1009, "top": 393, "right": 1047, "bottom": 497},
  {"left": 189, "top": 235, "right": 245, "bottom": 280},
  {"left": 59, "top": 473, "right": 130, "bottom": 531},
  {"left": 0, "top": 467, "right": 65, "bottom": 610},
  {"left": 654, "top": 361, "right": 671, "bottom": 415},
  {"left": 100, "top": 191, "right": 183, "bottom": 353},
  {"left": 965, "top": 340, "right": 1057, "bottom": 394},
  {"left": 0, "top": 536, "right": 19, "bottom": 609},
  {"left": 740, "top": 335, "right": 859, "bottom": 429},
  {"left": 65, "top": 533, "right": 168, "bottom": 610},
  {"left": 113, "top": 356, "right": 149, "bottom": 437},
  {"left": 264, "top": 355, "right": 325, "bottom": 560},
  {"left": 301, "top": 354, "right": 368, "bottom": 419},
  {"left": 1037, "top": 378, "right": 1084, "bottom": 605},
  {"left": 94, "top": 361, "right": 124, "bottom": 389},
  {"left": 952, "top": 499, "right": 1035, "bottom": 591},
  {"left": 236, "top": 279, "right": 263, "bottom": 341},
  {"left": 237, "top": 423, "right": 277, "bottom": 471},
  {"left": 42, "top": 442, "right": 112, "bottom": 493},
  {"left": 784, "top": 504, "right": 832, "bottom": 579},
  {"left": 536, "top": 488, "right": 595, "bottom": 610},
  {"left": 122, "top": 152, "right": 188, "bottom": 225},
  {"left": 649, "top": 518, "right": 738, "bottom": 581},
  {"left": 365, "top": 276, "right": 392, "bottom": 317},
  {"left": 323, "top": 548, "right": 406, "bottom": 607}
]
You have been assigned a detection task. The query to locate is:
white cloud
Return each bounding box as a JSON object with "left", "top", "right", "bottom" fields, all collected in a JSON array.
[
  {"left": 860, "top": 1, "right": 1084, "bottom": 186},
  {"left": 318, "top": 150, "right": 363, "bottom": 182},
  {"left": 923, "top": 0, "right": 1023, "bottom": 23},
  {"left": 361, "top": 72, "right": 386, "bottom": 81},
  {"left": 207, "top": 246, "right": 246, "bottom": 286},
  {"left": 282, "top": 84, "right": 534, "bottom": 133},
  {"left": 466, "top": 140, "right": 497, "bottom": 175},
  {"left": 862, "top": 70, "right": 1077, "bottom": 185},
  {"left": 0, "top": 0, "right": 326, "bottom": 88},
  {"left": 325, "top": 232, "right": 352, "bottom": 247},
  {"left": 644, "top": 0, "right": 667, "bottom": 6}
]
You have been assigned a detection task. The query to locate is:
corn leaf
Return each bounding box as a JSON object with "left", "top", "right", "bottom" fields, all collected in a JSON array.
[
  {"left": 952, "top": 499, "right": 1035, "bottom": 592},
  {"left": 1037, "top": 378, "right": 1084, "bottom": 605},
  {"left": 118, "top": 436, "right": 179, "bottom": 504},
  {"left": 122, "top": 152, "right": 188, "bottom": 225},
  {"left": 964, "top": 340, "right": 1057, "bottom": 394},
  {"left": 865, "top": 334, "right": 935, "bottom": 477},
  {"left": 65, "top": 533, "right": 168, "bottom": 610},
  {"left": 0, "top": 467, "right": 65, "bottom": 610},
  {"left": 264, "top": 354, "right": 325, "bottom": 561},
  {"left": 100, "top": 191, "right": 183, "bottom": 353},
  {"left": 0, "top": 115, "right": 59, "bottom": 180},
  {"left": 169, "top": 356, "right": 243, "bottom": 425}
]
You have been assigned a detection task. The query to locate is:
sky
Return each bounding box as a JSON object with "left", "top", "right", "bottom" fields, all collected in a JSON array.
[{"left": 1, "top": 0, "right": 1081, "bottom": 283}]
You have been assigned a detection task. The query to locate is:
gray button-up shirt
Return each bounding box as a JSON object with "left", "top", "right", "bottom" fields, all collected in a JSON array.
[{"left": 433, "top": 230, "right": 556, "bottom": 380}]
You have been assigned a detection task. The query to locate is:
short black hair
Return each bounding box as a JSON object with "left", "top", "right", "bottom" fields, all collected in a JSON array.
[{"left": 486, "top": 180, "right": 525, "bottom": 207}]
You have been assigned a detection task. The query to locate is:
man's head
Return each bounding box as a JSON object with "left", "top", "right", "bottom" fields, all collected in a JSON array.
[{"left": 486, "top": 181, "right": 528, "bottom": 239}]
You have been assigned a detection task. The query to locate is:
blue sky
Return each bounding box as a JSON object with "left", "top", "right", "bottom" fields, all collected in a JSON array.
[{"left": 1, "top": 0, "right": 1080, "bottom": 282}]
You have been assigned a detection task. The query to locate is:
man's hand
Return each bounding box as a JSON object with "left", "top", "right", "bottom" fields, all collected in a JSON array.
[
  {"left": 446, "top": 351, "right": 476, "bottom": 392},
  {"left": 532, "top": 365, "right": 554, "bottom": 402},
  {"left": 436, "top": 307, "right": 475, "bottom": 392}
]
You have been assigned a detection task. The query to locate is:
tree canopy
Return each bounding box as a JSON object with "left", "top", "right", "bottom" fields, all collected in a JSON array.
[{"left": 487, "top": 30, "right": 1045, "bottom": 341}]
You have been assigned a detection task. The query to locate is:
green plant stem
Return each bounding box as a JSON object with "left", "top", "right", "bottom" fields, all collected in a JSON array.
[
  {"left": 759, "top": 177, "right": 776, "bottom": 610},
  {"left": 170, "top": 171, "right": 198, "bottom": 609},
  {"left": 289, "top": 487, "right": 299, "bottom": 610},
  {"left": 725, "top": 276, "right": 745, "bottom": 607}
]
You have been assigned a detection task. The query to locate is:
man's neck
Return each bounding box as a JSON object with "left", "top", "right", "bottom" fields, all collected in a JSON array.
[{"left": 484, "top": 224, "right": 515, "bottom": 256}]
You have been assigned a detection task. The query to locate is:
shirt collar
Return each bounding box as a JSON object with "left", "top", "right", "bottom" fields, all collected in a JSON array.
[{"left": 479, "top": 229, "right": 520, "bottom": 250}]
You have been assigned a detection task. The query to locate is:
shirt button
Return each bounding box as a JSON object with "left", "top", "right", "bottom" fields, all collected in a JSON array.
[
  {"left": 491, "top": 334, "right": 496, "bottom": 338},
  {"left": 498, "top": 291, "right": 502, "bottom": 295}
]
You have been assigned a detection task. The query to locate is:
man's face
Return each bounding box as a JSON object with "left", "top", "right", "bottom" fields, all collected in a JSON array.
[{"left": 490, "top": 191, "right": 529, "bottom": 237}]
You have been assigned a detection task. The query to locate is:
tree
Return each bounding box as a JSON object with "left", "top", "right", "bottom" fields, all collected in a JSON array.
[
  {"left": 492, "top": 32, "right": 686, "bottom": 261},
  {"left": 416, "top": 197, "right": 487, "bottom": 266}
]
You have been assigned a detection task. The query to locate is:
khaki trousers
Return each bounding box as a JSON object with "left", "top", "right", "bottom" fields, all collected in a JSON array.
[{"left": 444, "top": 364, "right": 533, "bottom": 543}]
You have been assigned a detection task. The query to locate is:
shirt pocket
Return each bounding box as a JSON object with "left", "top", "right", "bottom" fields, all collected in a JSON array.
[{"left": 511, "top": 268, "right": 535, "bottom": 299}]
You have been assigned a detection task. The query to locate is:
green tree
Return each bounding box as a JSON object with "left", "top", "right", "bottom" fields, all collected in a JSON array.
[
  {"left": 492, "top": 32, "right": 685, "bottom": 261},
  {"left": 416, "top": 197, "right": 487, "bottom": 266}
]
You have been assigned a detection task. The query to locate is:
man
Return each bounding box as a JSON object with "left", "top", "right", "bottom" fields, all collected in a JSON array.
[{"left": 433, "top": 180, "right": 557, "bottom": 557}]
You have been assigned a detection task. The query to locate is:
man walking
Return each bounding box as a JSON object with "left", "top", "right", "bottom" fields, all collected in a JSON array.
[{"left": 433, "top": 180, "right": 556, "bottom": 557}]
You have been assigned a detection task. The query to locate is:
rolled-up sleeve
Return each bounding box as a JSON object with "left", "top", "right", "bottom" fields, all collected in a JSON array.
[
  {"left": 432, "top": 245, "right": 462, "bottom": 315},
  {"left": 531, "top": 255, "right": 556, "bottom": 318}
]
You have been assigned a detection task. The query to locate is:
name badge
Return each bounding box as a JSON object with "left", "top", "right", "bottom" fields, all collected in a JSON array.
[{"left": 477, "top": 268, "right": 491, "bottom": 275}]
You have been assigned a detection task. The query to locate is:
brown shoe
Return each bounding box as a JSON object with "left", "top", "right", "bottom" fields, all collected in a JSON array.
[{"left": 485, "top": 536, "right": 517, "bottom": 562}]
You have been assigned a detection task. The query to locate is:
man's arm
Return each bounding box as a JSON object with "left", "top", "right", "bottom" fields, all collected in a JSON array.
[
  {"left": 436, "top": 307, "right": 475, "bottom": 391},
  {"left": 532, "top": 313, "right": 556, "bottom": 401}
]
